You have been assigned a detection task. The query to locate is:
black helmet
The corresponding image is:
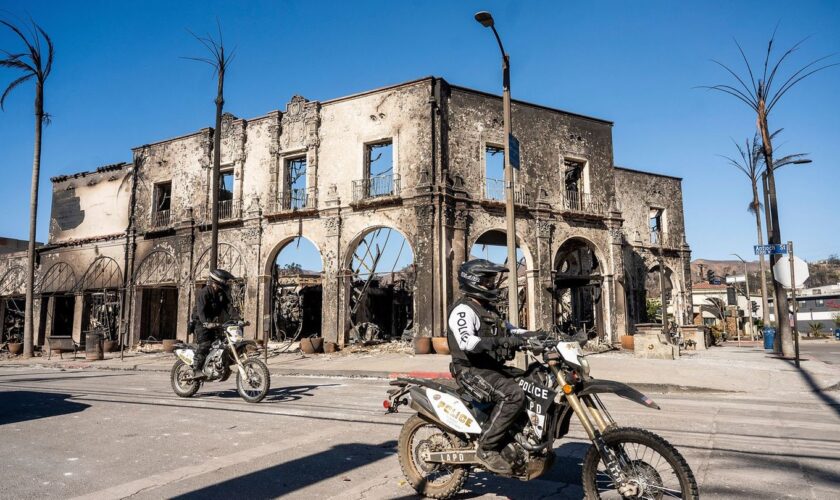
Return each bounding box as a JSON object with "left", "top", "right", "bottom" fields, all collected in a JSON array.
[
  {"left": 208, "top": 268, "right": 235, "bottom": 290},
  {"left": 458, "top": 259, "right": 507, "bottom": 302}
]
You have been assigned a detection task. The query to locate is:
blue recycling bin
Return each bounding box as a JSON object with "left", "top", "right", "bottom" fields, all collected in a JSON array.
[
  {"left": 763, "top": 327, "right": 776, "bottom": 350},
  {"left": 834, "top": 328, "right": 840, "bottom": 340}
]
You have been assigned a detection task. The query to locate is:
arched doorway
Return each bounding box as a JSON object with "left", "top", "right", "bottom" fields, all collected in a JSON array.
[
  {"left": 134, "top": 250, "right": 179, "bottom": 342},
  {"left": 193, "top": 243, "right": 247, "bottom": 314},
  {"left": 0, "top": 266, "right": 25, "bottom": 345},
  {"left": 553, "top": 238, "right": 605, "bottom": 340},
  {"left": 345, "top": 227, "right": 415, "bottom": 343},
  {"left": 78, "top": 257, "right": 123, "bottom": 347},
  {"left": 468, "top": 229, "right": 531, "bottom": 327},
  {"left": 36, "top": 262, "right": 77, "bottom": 343},
  {"left": 645, "top": 264, "right": 675, "bottom": 324},
  {"left": 269, "top": 236, "right": 324, "bottom": 345}
]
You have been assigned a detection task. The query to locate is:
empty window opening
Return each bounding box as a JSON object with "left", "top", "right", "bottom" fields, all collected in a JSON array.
[
  {"left": 364, "top": 141, "right": 394, "bottom": 197},
  {"left": 152, "top": 182, "right": 172, "bottom": 227},
  {"left": 469, "top": 229, "right": 528, "bottom": 327},
  {"left": 284, "top": 157, "right": 308, "bottom": 210},
  {"left": 349, "top": 228, "right": 415, "bottom": 343},
  {"left": 485, "top": 145, "right": 505, "bottom": 201},
  {"left": 271, "top": 237, "right": 324, "bottom": 348},
  {"left": 649, "top": 208, "right": 664, "bottom": 243},
  {"left": 219, "top": 170, "right": 234, "bottom": 201},
  {"left": 81, "top": 291, "right": 122, "bottom": 347}
]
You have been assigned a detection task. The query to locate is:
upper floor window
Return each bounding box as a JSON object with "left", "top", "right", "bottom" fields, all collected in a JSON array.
[
  {"left": 564, "top": 159, "right": 586, "bottom": 193},
  {"left": 219, "top": 170, "right": 234, "bottom": 202},
  {"left": 285, "top": 156, "right": 308, "bottom": 210},
  {"left": 649, "top": 207, "right": 665, "bottom": 243},
  {"left": 485, "top": 145, "right": 504, "bottom": 201},
  {"left": 151, "top": 182, "right": 172, "bottom": 227},
  {"left": 364, "top": 140, "right": 395, "bottom": 198}
]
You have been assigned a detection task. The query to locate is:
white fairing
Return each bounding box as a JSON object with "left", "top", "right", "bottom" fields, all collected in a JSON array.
[
  {"left": 426, "top": 388, "right": 483, "bottom": 434},
  {"left": 175, "top": 348, "right": 195, "bottom": 365},
  {"left": 227, "top": 326, "right": 243, "bottom": 343},
  {"left": 557, "top": 342, "right": 583, "bottom": 366}
]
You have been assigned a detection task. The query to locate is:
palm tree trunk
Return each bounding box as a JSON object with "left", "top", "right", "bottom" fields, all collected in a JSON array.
[
  {"left": 751, "top": 182, "right": 770, "bottom": 327},
  {"left": 209, "top": 66, "right": 224, "bottom": 271},
  {"left": 23, "top": 85, "right": 44, "bottom": 358},
  {"left": 757, "top": 100, "right": 794, "bottom": 357}
]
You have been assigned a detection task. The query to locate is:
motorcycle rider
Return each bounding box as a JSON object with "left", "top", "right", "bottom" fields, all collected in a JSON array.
[
  {"left": 447, "top": 259, "right": 528, "bottom": 475},
  {"left": 190, "top": 268, "right": 239, "bottom": 378}
]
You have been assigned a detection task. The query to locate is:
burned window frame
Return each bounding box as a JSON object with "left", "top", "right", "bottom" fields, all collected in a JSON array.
[
  {"left": 283, "top": 154, "right": 308, "bottom": 210},
  {"left": 562, "top": 157, "right": 588, "bottom": 195},
  {"left": 649, "top": 206, "right": 666, "bottom": 243},
  {"left": 364, "top": 139, "right": 394, "bottom": 179},
  {"left": 152, "top": 181, "right": 172, "bottom": 213},
  {"left": 218, "top": 168, "right": 235, "bottom": 202}
]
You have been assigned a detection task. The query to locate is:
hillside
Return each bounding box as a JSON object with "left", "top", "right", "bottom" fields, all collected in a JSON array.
[{"left": 691, "top": 256, "right": 840, "bottom": 288}]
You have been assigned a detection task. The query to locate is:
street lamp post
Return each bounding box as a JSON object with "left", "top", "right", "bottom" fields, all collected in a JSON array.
[
  {"left": 475, "top": 11, "right": 519, "bottom": 325},
  {"left": 731, "top": 253, "right": 753, "bottom": 341}
]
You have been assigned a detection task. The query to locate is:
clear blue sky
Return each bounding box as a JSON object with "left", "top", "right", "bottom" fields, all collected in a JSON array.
[{"left": 1, "top": 1, "right": 838, "bottom": 262}]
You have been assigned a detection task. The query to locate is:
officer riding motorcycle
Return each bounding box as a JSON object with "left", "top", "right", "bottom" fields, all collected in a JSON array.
[{"left": 190, "top": 268, "right": 239, "bottom": 379}]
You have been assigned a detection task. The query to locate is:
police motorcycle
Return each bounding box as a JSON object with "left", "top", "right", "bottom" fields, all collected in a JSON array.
[
  {"left": 170, "top": 320, "right": 271, "bottom": 403},
  {"left": 385, "top": 332, "right": 698, "bottom": 499}
]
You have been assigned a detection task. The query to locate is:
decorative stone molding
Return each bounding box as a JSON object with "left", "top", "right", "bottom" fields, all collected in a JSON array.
[
  {"left": 325, "top": 217, "right": 341, "bottom": 237},
  {"left": 415, "top": 205, "right": 435, "bottom": 227}
]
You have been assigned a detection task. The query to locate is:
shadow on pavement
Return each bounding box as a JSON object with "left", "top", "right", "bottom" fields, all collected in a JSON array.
[
  {"left": 0, "top": 390, "right": 90, "bottom": 425},
  {"left": 781, "top": 358, "right": 840, "bottom": 420},
  {"left": 172, "top": 440, "right": 396, "bottom": 499},
  {"left": 213, "top": 384, "right": 340, "bottom": 403}
]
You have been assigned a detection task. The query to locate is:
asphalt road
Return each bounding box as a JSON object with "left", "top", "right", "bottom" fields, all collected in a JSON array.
[
  {"left": 799, "top": 341, "right": 840, "bottom": 365},
  {"left": 0, "top": 367, "right": 838, "bottom": 499}
]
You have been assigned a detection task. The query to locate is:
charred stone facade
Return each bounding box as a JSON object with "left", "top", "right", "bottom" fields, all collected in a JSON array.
[{"left": 0, "top": 77, "right": 691, "bottom": 348}]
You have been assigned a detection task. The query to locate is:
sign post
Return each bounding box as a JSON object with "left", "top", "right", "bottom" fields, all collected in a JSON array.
[{"left": 788, "top": 241, "right": 800, "bottom": 368}]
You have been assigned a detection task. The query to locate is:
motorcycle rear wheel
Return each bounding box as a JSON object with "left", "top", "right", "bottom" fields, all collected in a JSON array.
[
  {"left": 398, "top": 415, "right": 469, "bottom": 500},
  {"left": 236, "top": 358, "right": 270, "bottom": 403},
  {"left": 170, "top": 360, "right": 200, "bottom": 398},
  {"left": 581, "top": 427, "right": 698, "bottom": 499}
]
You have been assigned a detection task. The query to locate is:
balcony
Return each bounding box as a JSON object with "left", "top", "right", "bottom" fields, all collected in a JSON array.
[
  {"left": 482, "top": 178, "right": 532, "bottom": 207},
  {"left": 559, "top": 190, "right": 605, "bottom": 216},
  {"left": 269, "top": 188, "right": 317, "bottom": 213},
  {"left": 648, "top": 230, "right": 682, "bottom": 249},
  {"left": 150, "top": 209, "right": 171, "bottom": 228},
  {"left": 196, "top": 199, "right": 241, "bottom": 224},
  {"left": 352, "top": 174, "right": 400, "bottom": 202}
]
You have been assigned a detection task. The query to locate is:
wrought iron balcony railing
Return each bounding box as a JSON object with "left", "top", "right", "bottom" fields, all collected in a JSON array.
[
  {"left": 196, "top": 199, "right": 241, "bottom": 224},
  {"left": 150, "top": 209, "right": 171, "bottom": 228},
  {"left": 352, "top": 174, "right": 400, "bottom": 202},
  {"left": 649, "top": 230, "right": 681, "bottom": 248},
  {"left": 560, "top": 190, "right": 605, "bottom": 216},
  {"left": 483, "top": 178, "right": 532, "bottom": 207},
  {"left": 271, "top": 188, "right": 316, "bottom": 212}
]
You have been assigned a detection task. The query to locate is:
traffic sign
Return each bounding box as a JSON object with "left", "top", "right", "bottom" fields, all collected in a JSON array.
[
  {"left": 773, "top": 255, "right": 809, "bottom": 288},
  {"left": 754, "top": 244, "right": 787, "bottom": 255},
  {"left": 509, "top": 134, "right": 520, "bottom": 170},
  {"left": 725, "top": 274, "right": 746, "bottom": 284}
]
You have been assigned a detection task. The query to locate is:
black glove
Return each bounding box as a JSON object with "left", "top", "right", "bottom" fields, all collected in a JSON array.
[
  {"left": 204, "top": 322, "right": 219, "bottom": 329},
  {"left": 504, "top": 336, "right": 526, "bottom": 350}
]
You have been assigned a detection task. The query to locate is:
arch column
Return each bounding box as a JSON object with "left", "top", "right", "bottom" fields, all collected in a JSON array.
[
  {"left": 414, "top": 205, "right": 436, "bottom": 338},
  {"left": 534, "top": 220, "right": 554, "bottom": 330},
  {"left": 322, "top": 217, "right": 342, "bottom": 344}
]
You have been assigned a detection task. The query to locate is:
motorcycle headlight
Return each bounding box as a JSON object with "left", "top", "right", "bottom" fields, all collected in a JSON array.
[
  {"left": 226, "top": 326, "right": 243, "bottom": 343},
  {"left": 578, "top": 355, "right": 591, "bottom": 376}
]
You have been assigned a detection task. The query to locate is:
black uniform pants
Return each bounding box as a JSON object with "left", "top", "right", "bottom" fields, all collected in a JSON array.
[
  {"left": 455, "top": 365, "right": 525, "bottom": 451},
  {"left": 192, "top": 329, "right": 218, "bottom": 371}
]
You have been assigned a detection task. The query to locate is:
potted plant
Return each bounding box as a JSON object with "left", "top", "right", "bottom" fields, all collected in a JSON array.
[
  {"left": 7, "top": 331, "right": 23, "bottom": 355},
  {"left": 431, "top": 336, "right": 450, "bottom": 355}
]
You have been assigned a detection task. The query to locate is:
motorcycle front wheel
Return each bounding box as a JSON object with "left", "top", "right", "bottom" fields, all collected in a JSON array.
[
  {"left": 397, "top": 415, "right": 468, "bottom": 500},
  {"left": 170, "top": 360, "right": 200, "bottom": 398},
  {"left": 581, "top": 427, "right": 699, "bottom": 499},
  {"left": 236, "top": 358, "right": 270, "bottom": 403}
]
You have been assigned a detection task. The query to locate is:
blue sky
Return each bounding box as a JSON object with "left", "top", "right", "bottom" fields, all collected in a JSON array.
[{"left": 1, "top": 1, "right": 838, "bottom": 262}]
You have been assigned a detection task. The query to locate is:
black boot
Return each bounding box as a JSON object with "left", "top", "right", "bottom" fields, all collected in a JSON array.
[{"left": 476, "top": 446, "right": 512, "bottom": 475}]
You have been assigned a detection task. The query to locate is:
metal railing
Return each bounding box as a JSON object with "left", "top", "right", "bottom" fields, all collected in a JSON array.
[
  {"left": 272, "top": 188, "right": 316, "bottom": 212},
  {"left": 649, "top": 230, "right": 681, "bottom": 248},
  {"left": 483, "top": 178, "right": 532, "bottom": 206},
  {"left": 352, "top": 174, "right": 400, "bottom": 201},
  {"left": 197, "top": 199, "right": 241, "bottom": 223},
  {"left": 150, "top": 209, "right": 170, "bottom": 228},
  {"left": 560, "top": 190, "right": 605, "bottom": 215}
]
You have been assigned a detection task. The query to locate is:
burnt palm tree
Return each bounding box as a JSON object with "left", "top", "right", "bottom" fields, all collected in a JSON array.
[
  {"left": 703, "top": 29, "right": 836, "bottom": 357},
  {"left": 1, "top": 19, "right": 54, "bottom": 358},
  {"left": 721, "top": 130, "right": 809, "bottom": 332},
  {"left": 184, "top": 21, "right": 235, "bottom": 271}
]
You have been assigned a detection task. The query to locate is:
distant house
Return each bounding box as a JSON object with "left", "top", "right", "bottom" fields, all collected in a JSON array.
[
  {"left": 769, "top": 283, "right": 840, "bottom": 333},
  {"left": 691, "top": 281, "right": 762, "bottom": 333}
]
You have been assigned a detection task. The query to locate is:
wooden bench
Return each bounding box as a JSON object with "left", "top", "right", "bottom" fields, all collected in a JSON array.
[{"left": 46, "top": 336, "right": 80, "bottom": 360}]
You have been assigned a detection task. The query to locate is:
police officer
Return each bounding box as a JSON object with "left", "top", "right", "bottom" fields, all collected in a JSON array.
[
  {"left": 447, "top": 259, "right": 528, "bottom": 475},
  {"left": 190, "top": 268, "right": 239, "bottom": 378}
]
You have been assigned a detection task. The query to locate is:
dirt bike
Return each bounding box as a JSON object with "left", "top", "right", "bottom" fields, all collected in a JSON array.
[
  {"left": 385, "top": 333, "right": 698, "bottom": 499},
  {"left": 170, "top": 320, "right": 271, "bottom": 403}
]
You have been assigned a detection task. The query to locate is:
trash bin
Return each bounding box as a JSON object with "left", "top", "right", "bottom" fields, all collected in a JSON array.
[
  {"left": 834, "top": 328, "right": 840, "bottom": 340},
  {"left": 85, "top": 330, "right": 104, "bottom": 361},
  {"left": 763, "top": 327, "right": 776, "bottom": 350}
]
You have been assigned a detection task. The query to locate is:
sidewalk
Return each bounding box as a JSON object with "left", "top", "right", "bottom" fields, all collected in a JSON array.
[{"left": 2, "top": 341, "right": 838, "bottom": 394}]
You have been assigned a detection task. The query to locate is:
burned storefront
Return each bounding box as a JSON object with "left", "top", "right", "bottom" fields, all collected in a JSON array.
[{"left": 4, "top": 77, "right": 691, "bottom": 353}]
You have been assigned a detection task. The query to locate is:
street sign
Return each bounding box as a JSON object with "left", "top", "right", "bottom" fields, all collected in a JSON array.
[
  {"left": 754, "top": 244, "right": 787, "bottom": 255},
  {"left": 725, "top": 274, "right": 746, "bottom": 284},
  {"left": 773, "top": 255, "right": 809, "bottom": 288},
  {"left": 509, "top": 134, "right": 520, "bottom": 170}
]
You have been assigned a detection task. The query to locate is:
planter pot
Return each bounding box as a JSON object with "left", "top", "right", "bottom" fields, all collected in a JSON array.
[
  {"left": 103, "top": 340, "right": 118, "bottom": 353},
  {"left": 8, "top": 342, "right": 22, "bottom": 356},
  {"left": 431, "top": 337, "right": 450, "bottom": 355},
  {"left": 162, "top": 339, "right": 177, "bottom": 353},
  {"left": 414, "top": 336, "right": 432, "bottom": 355},
  {"left": 620, "top": 335, "right": 635, "bottom": 351},
  {"left": 300, "top": 337, "right": 323, "bottom": 354},
  {"left": 324, "top": 341, "right": 339, "bottom": 353}
]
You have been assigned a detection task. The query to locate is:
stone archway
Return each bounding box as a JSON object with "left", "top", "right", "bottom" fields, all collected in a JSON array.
[
  {"left": 553, "top": 238, "right": 606, "bottom": 340},
  {"left": 0, "top": 266, "right": 25, "bottom": 344},
  {"left": 77, "top": 257, "right": 123, "bottom": 346},
  {"left": 343, "top": 226, "right": 415, "bottom": 343},
  {"left": 134, "top": 250, "right": 179, "bottom": 341},
  {"left": 267, "top": 236, "right": 324, "bottom": 342},
  {"left": 468, "top": 228, "right": 535, "bottom": 328},
  {"left": 35, "top": 262, "right": 77, "bottom": 341}
]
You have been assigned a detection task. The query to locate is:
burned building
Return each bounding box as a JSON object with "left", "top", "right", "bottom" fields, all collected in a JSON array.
[{"left": 1, "top": 77, "right": 691, "bottom": 349}]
